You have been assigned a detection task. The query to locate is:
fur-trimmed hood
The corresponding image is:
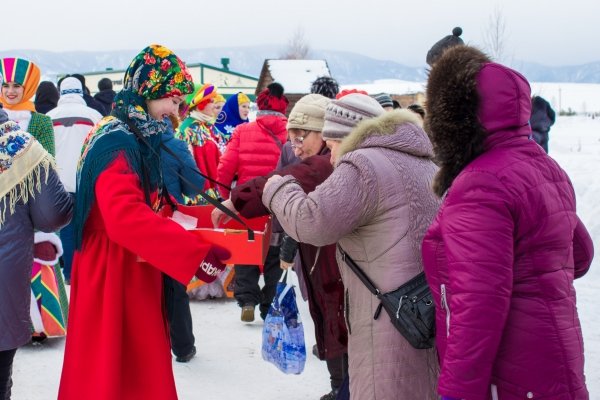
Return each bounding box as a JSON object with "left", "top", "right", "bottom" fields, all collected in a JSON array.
[
  {"left": 424, "top": 45, "right": 532, "bottom": 197},
  {"left": 337, "top": 109, "right": 433, "bottom": 163}
]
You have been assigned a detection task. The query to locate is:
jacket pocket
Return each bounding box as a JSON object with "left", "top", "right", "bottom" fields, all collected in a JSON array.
[{"left": 440, "top": 284, "right": 450, "bottom": 337}]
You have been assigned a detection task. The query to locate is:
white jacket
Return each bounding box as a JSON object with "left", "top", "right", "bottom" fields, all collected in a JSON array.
[{"left": 47, "top": 94, "right": 103, "bottom": 192}]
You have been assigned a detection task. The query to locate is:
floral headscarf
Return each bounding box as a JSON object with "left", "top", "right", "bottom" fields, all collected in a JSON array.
[
  {"left": 0, "top": 57, "right": 41, "bottom": 112},
  {"left": 74, "top": 44, "right": 195, "bottom": 249},
  {"left": 0, "top": 112, "right": 55, "bottom": 227}
]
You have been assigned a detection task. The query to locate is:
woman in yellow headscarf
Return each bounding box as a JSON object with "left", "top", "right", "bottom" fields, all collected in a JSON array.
[{"left": 0, "top": 58, "right": 55, "bottom": 155}]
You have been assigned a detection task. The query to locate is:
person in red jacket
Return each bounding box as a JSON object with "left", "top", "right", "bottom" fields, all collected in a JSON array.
[
  {"left": 217, "top": 82, "right": 288, "bottom": 322},
  {"left": 58, "top": 45, "right": 229, "bottom": 400}
]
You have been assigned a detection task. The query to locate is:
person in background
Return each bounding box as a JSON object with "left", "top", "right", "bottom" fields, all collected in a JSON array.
[
  {"left": 0, "top": 57, "right": 55, "bottom": 155},
  {"left": 47, "top": 77, "right": 103, "bottom": 284},
  {"left": 212, "top": 92, "right": 226, "bottom": 118},
  {"left": 0, "top": 104, "right": 73, "bottom": 400},
  {"left": 94, "top": 77, "right": 116, "bottom": 116},
  {"left": 310, "top": 76, "right": 340, "bottom": 99},
  {"left": 66, "top": 74, "right": 106, "bottom": 116},
  {"left": 217, "top": 82, "right": 288, "bottom": 322},
  {"left": 176, "top": 83, "right": 229, "bottom": 204},
  {"left": 34, "top": 81, "right": 59, "bottom": 114},
  {"left": 422, "top": 45, "right": 593, "bottom": 400},
  {"left": 372, "top": 92, "right": 394, "bottom": 111},
  {"left": 161, "top": 114, "right": 206, "bottom": 363},
  {"left": 530, "top": 95, "right": 556, "bottom": 153},
  {"left": 408, "top": 103, "right": 426, "bottom": 120},
  {"left": 261, "top": 93, "right": 440, "bottom": 399},
  {"left": 426, "top": 27, "right": 464, "bottom": 66},
  {"left": 58, "top": 44, "right": 229, "bottom": 400},
  {"left": 214, "top": 92, "right": 251, "bottom": 135}
]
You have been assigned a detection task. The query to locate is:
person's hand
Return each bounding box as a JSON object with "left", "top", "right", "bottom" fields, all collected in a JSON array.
[
  {"left": 264, "top": 174, "right": 283, "bottom": 191},
  {"left": 195, "top": 246, "right": 230, "bottom": 283},
  {"left": 280, "top": 259, "right": 294, "bottom": 270},
  {"left": 211, "top": 199, "right": 237, "bottom": 228},
  {"left": 34, "top": 241, "right": 58, "bottom": 262}
]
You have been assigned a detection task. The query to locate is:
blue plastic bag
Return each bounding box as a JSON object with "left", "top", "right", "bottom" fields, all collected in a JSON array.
[{"left": 261, "top": 270, "right": 306, "bottom": 374}]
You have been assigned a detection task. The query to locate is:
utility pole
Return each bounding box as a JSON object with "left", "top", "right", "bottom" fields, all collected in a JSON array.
[{"left": 558, "top": 87, "right": 562, "bottom": 114}]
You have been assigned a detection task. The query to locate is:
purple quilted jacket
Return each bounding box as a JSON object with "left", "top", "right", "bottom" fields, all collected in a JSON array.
[{"left": 422, "top": 63, "right": 594, "bottom": 399}]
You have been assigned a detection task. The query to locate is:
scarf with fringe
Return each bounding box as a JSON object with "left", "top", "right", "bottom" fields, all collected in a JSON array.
[{"left": 0, "top": 120, "right": 54, "bottom": 227}]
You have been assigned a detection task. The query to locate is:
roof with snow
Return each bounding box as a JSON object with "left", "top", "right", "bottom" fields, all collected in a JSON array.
[{"left": 255, "top": 59, "right": 331, "bottom": 95}]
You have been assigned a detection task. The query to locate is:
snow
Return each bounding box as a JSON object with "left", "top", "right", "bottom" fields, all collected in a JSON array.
[
  {"left": 267, "top": 60, "right": 331, "bottom": 94},
  {"left": 342, "top": 80, "right": 600, "bottom": 114},
  {"left": 11, "top": 115, "right": 600, "bottom": 399}
]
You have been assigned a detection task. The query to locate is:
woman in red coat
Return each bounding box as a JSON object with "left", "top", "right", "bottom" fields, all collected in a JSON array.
[{"left": 58, "top": 45, "right": 229, "bottom": 400}]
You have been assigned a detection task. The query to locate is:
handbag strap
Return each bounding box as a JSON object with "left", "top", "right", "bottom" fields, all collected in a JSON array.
[
  {"left": 125, "top": 119, "right": 254, "bottom": 241},
  {"left": 338, "top": 244, "right": 382, "bottom": 297},
  {"left": 257, "top": 120, "right": 283, "bottom": 150}
]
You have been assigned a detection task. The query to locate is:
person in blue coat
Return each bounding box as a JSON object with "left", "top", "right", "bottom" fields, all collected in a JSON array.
[
  {"left": 161, "top": 116, "right": 206, "bottom": 363},
  {"left": 0, "top": 105, "right": 73, "bottom": 398}
]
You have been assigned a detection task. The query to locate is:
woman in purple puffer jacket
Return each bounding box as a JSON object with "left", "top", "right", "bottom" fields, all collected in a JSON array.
[{"left": 422, "top": 45, "right": 594, "bottom": 400}]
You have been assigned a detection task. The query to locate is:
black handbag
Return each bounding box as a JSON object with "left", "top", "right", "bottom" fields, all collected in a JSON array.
[{"left": 338, "top": 245, "right": 435, "bottom": 349}]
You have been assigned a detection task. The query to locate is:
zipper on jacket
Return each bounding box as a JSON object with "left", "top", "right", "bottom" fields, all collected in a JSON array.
[{"left": 441, "top": 284, "right": 450, "bottom": 337}]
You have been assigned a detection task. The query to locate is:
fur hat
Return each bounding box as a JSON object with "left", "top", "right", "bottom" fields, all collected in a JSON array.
[
  {"left": 322, "top": 93, "right": 384, "bottom": 140},
  {"left": 98, "top": 77, "right": 113, "bottom": 91},
  {"left": 426, "top": 27, "right": 464, "bottom": 66},
  {"left": 60, "top": 77, "right": 84, "bottom": 97},
  {"left": 256, "top": 82, "right": 289, "bottom": 114},
  {"left": 310, "top": 76, "right": 340, "bottom": 99},
  {"left": 372, "top": 93, "right": 394, "bottom": 109},
  {"left": 286, "top": 94, "right": 330, "bottom": 132}
]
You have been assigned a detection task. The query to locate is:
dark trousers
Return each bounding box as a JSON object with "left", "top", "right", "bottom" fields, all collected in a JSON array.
[
  {"left": 327, "top": 353, "right": 348, "bottom": 390},
  {"left": 0, "top": 349, "right": 16, "bottom": 400},
  {"left": 164, "top": 275, "right": 195, "bottom": 357},
  {"left": 234, "top": 245, "right": 282, "bottom": 319},
  {"left": 59, "top": 193, "right": 76, "bottom": 281}
]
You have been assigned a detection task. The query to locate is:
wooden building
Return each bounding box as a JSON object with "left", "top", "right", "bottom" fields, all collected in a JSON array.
[{"left": 255, "top": 59, "right": 333, "bottom": 114}]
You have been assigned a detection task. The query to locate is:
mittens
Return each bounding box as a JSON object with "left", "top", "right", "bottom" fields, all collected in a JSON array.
[
  {"left": 34, "top": 241, "right": 58, "bottom": 262},
  {"left": 195, "top": 246, "right": 230, "bottom": 283}
]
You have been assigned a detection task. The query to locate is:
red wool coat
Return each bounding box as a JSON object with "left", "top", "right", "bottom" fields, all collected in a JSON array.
[{"left": 58, "top": 155, "right": 211, "bottom": 400}]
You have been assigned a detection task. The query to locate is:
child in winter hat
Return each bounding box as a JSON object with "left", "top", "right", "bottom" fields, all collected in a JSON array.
[
  {"left": 256, "top": 82, "right": 288, "bottom": 115},
  {"left": 322, "top": 93, "right": 385, "bottom": 141},
  {"left": 310, "top": 76, "right": 340, "bottom": 99},
  {"left": 426, "top": 27, "right": 464, "bottom": 66},
  {"left": 372, "top": 93, "right": 394, "bottom": 111}
]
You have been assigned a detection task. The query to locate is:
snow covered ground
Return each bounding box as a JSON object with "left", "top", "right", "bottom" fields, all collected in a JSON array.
[{"left": 11, "top": 115, "right": 600, "bottom": 399}]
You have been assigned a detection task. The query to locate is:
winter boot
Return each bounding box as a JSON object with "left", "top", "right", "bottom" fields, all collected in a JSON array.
[
  {"left": 241, "top": 304, "right": 255, "bottom": 322},
  {"left": 319, "top": 388, "right": 339, "bottom": 400}
]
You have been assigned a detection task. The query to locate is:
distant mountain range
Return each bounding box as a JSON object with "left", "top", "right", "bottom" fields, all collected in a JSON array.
[{"left": 2, "top": 45, "right": 599, "bottom": 84}]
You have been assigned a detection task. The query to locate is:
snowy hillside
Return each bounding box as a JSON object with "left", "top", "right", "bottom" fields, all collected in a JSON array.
[{"left": 10, "top": 116, "right": 600, "bottom": 399}]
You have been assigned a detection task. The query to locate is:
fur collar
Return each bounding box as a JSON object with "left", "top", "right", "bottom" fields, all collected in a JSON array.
[
  {"left": 424, "top": 46, "right": 491, "bottom": 197},
  {"left": 337, "top": 109, "right": 430, "bottom": 161}
]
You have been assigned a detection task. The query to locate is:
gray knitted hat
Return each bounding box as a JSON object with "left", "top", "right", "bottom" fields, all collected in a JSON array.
[
  {"left": 286, "top": 94, "right": 330, "bottom": 132},
  {"left": 372, "top": 93, "right": 394, "bottom": 108},
  {"left": 322, "top": 93, "right": 384, "bottom": 140}
]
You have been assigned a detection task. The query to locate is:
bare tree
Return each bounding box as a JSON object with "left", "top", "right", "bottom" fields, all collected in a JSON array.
[
  {"left": 281, "top": 26, "right": 310, "bottom": 60},
  {"left": 483, "top": 6, "right": 508, "bottom": 62}
]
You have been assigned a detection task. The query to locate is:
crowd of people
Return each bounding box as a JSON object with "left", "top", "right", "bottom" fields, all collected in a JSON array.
[{"left": 0, "top": 26, "right": 593, "bottom": 400}]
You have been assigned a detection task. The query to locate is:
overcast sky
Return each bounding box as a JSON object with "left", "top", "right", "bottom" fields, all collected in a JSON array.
[{"left": 5, "top": 0, "right": 599, "bottom": 67}]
